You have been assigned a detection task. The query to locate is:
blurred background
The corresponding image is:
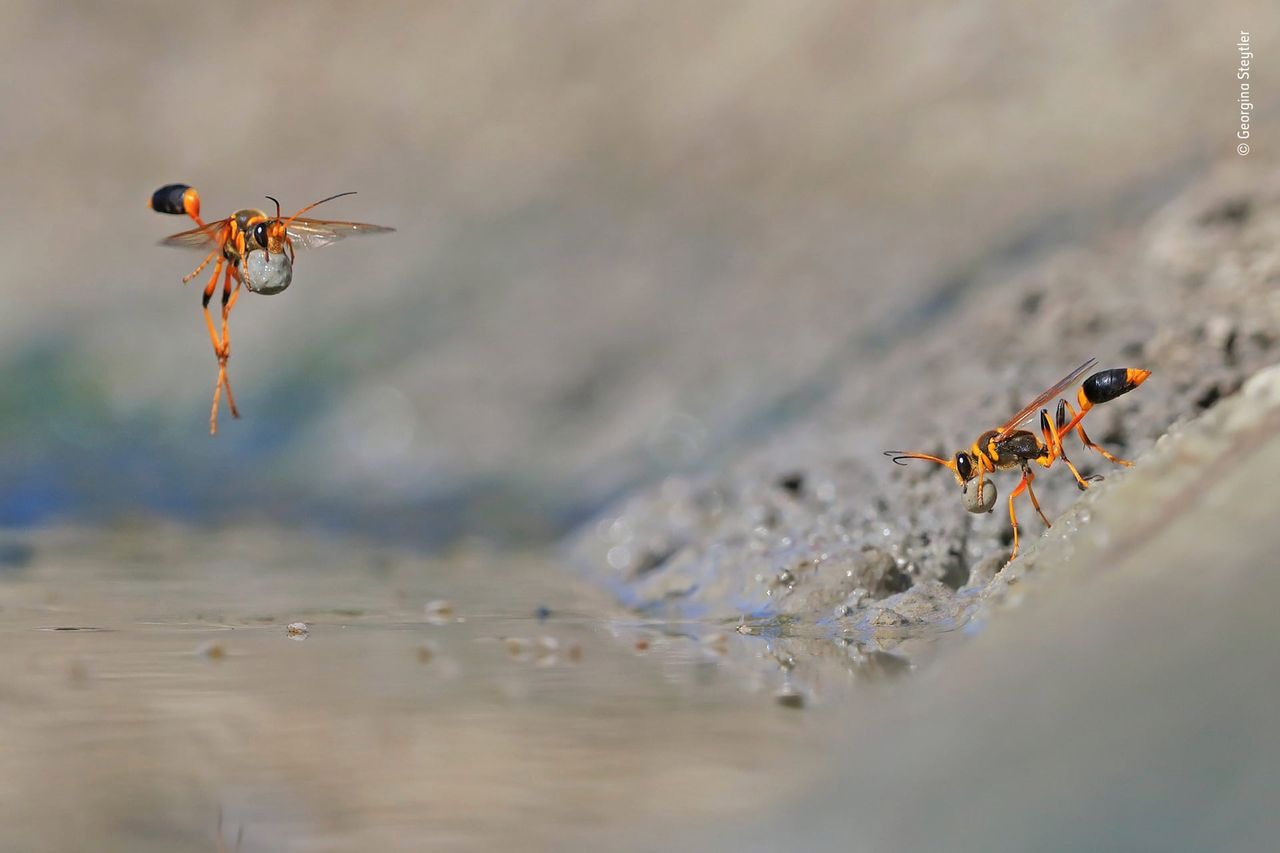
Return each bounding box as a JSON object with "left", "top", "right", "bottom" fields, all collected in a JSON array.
[
  {"left": 1, "top": 0, "right": 1276, "bottom": 546},
  {"left": 7, "top": 4, "right": 1280, "bottom": 851}
]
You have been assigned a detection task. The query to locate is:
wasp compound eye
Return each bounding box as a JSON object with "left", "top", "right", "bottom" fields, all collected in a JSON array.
[
  {"left": 955, "top": 452, "right": 974, "bottom": 481},
  {"left": 252, "top": 222, "right": 269, "bottom": 248}
]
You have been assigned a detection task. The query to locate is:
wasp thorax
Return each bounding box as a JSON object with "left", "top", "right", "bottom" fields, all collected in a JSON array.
[{"left": 244, "top": 249, "right": 293, "bottom": 294}]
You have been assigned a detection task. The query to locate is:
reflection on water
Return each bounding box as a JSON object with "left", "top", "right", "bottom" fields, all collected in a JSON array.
[{"left": 0, "top": 524, "right": 936, "bottom": 853}]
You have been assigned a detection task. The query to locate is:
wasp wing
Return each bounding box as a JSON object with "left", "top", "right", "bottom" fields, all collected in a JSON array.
[
  {"left": 996, "top": 358, "right": 1097, "bottom": 434},
  {"left": 284, "top": 218, "right": 395, "bottom": 251},
  {"left": 158, "top": 219, "right": 230, "bottom": 251}
]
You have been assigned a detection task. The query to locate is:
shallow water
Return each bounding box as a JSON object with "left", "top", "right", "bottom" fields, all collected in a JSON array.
[{"left": 0, "top": 524, "right": 927, "bottom": 852}]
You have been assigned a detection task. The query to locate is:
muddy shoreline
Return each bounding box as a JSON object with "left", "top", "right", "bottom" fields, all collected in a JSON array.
[{"left": 568, "top": 161, "right": 1280, "bottom": 632}]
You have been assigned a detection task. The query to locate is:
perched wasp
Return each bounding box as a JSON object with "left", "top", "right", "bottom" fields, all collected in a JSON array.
[
  {"left": 885, "top": 358, "right": 1151, "bottom": 561},
  {"left": 150, "top": 183, "right": 394, "bottom": 434}
]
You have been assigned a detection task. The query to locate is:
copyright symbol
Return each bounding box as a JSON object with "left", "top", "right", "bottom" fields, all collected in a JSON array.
[{"left": 1238, "top": 142, "right": 1250, "bottom": 155}]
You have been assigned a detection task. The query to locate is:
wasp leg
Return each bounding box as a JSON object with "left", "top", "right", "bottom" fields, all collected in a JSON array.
[
  {"left": 201, "top": 259, "right": 229, "bottom": 435},
  {"left": 1023, "top": 467, "right": 1051, "bottom": 527},
  {"left": 201, "top": 257, "right": 225, "bottom": 357},
  {"left": 1007, "top": 471, "right": 1029, "bottom": 561},
  {"left": 183, "top": 246, "right": 219, "bottom": 285},
  {"left": 211, "top": 263, "right": 241, "bottom": 433},
  {"left": 1041, "top": 408, "right": 1092, "bottom": 490},
  {"left": 1006, "top": 466, "right": 1048, "bottom": 563},
  {"left": 1057, "top": 399, "right": 1133, "bottom": 467},
  {"left": 218, "top": 261, "right": 243, "bottom": 361},
  {"left": 1057, "top": 368, "right": 1151, "bottom": 448}
]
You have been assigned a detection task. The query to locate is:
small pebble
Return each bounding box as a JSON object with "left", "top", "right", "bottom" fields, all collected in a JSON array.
[
  {"left": 535, "top": 636, "right": 561, "bottom": 666},
  {"left": 702, "top": 633, "right": 730, "bottom": 656},
  {"left": 196, "top": 642, "right": 227, "bottom": 661},
  {"left": 67, "top": 659, "right": 93, "bottom": 688},
  {"left": 775, "top": 688, "right": 806, "bottom": 709},
  {"left": 424, "top": 600, "right": 456, "bottom": 625},
  {"left": 286, "top": 622, "right": 309, "bottom": 638},
  {"left": 504, "top": 637, "right": 533, "bottom": 660}
]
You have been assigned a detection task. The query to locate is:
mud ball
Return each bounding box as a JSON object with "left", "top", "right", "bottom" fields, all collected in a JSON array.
[
  {"left": 963, "top": 478, "right": 997, "bottom": 513},
  {"left": 244, "top": 250, "right": 293, "bottom": 294}
]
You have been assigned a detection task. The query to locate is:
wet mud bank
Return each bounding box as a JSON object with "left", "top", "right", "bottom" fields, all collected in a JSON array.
[
  {"left": 568, "top": 161, "right": 1280, "bottom": 632},
  {"left": 702, "top": 348, "right": 1280, "bottom": 853}
]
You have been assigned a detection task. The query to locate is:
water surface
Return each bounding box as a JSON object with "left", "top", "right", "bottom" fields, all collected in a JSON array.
[{"left": 0, "top": 524, "right": 920, "bottom": 852}]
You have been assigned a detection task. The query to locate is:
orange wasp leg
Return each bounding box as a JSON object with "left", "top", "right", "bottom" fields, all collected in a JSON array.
[
  {"left": 1006, "top": 467, "right": 1050, "bottom": 563},
  {"left": 200, "top": 259, "right": 228, "bottom": 435},
  {"left": 1055, "top": 368, "right": 1151, "bottom": 462},
  {"left": 1057, "top": 400, "right": 1133, "bottom": 467},
  {"left": 220, "top": 261, "right": 242, "bottom": 421},
  {"left": 1007, "top": 473, "right": 1026, "bottom": 561},
  {"left": 209, "top": 263, "right": 242, "bottom": 435},
  {"left": 182, "top": 224, "right": 230, "bottom": 285},
  {"left": 218, "top": 249, "right": 244, "bottom": 350},
  {"left": 1038, "top": 409, "right": 1094, "bottom": 491},
  {"left": 1023, "top": 469, "right": 1050, "bottom": 527},
  {"left": 201, "top": 257, "right": 226, "bottom": 356},
  {"left": 182, "top": 246, "right": 219, "bottom": 285}
]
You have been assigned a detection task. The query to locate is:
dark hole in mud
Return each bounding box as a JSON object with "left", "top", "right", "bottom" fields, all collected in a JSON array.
[
  {"left": 1098, "top": 422, "right": 1128, "bottom": 447},
  {"left": 1120, "top": 339, "right": 1145, "bottom": 360},
  {"left": 1019, "top": 290, "right": 1044, "bottom": 316},
  {"left": 1198, "top": 196, "right": 1252, "bottom": 226},
  {"left": 1222, "top": 331, "right": 1239, "bottom": 366},
  {"left": 1196, "top": 384, "right": 1222, "bottom": 412},
  {"left": 777, "top": 471, "right": 806, "bottom": 497},
  {"left": 631, "top": 544, "right": 681, "bottom": 578},
  {"left": 939, "top": 550, "right": 970, "bottom": 590},
  {"left": 879, "top": 565, "right": 912, "bottom": 596}
]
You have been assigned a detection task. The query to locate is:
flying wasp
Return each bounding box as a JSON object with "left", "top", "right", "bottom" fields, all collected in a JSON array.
[
  {"left": 149, "top": 183, "right": 394, "bottom": 434},
  {"left": 885, "top": 358, "right": 1151, "bottom": 561}
]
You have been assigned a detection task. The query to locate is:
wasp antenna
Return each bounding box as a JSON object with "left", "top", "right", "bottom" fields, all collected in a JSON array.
[
  {"left": 265, "top": 195, "right": 282, "bottom": 220},
  {"left": 282, "top": 191, "right": 358, "bottom": 229},
  {"left": 312, "top": 191, "right": 357, "bottom": 206},
  {"left": 884, "top": 450, "right": 953, "bottom": 468}
]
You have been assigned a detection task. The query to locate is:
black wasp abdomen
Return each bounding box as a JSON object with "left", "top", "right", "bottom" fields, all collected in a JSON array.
[
  {"left": 150, "top": 183, "right": 192, "bottom": 215},
  {"left": 1083, "top": 368, "right": 1141, "bottom": 405}
]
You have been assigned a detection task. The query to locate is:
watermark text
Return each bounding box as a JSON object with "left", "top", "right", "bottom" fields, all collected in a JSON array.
[{"left": 1238, "top": 31, "right": 1253, "bottom": 155}]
